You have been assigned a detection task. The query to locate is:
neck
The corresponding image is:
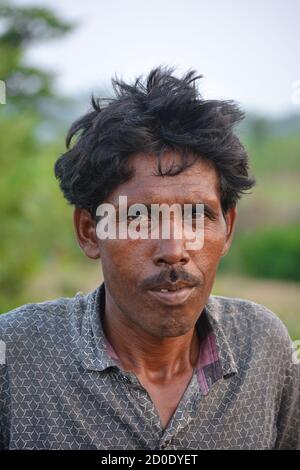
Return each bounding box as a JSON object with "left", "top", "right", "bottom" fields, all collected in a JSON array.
[{"left": 101, "top": 289, "right": 200, "bottom": 383}]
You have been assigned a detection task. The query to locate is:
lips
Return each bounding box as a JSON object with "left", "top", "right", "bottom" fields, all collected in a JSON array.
[{"left": 147, "top": 283, "right": 196, "bottom": 306}]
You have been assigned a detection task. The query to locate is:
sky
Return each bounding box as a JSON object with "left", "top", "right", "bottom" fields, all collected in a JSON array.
[{"left": 15, "top": 0, "right": 300, "bottom": 115}]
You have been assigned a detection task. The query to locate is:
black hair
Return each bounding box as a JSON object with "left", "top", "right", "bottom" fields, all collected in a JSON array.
[{"left": 54, "top": 65, "right": 255, "bottom": 217}]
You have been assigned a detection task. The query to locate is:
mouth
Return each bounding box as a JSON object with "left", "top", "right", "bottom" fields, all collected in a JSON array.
[{"left": 147, "top": 286, "right": 196, "bottom": 306}]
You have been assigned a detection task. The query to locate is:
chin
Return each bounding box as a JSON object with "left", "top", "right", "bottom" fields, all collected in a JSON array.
[{"left": 148, "top": 317, "right": 194, "bottom": 338}]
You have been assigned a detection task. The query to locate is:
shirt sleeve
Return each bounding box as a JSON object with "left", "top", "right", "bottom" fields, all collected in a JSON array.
[{"left": 274, "top": 336, "right": 300, "bottom": 449}]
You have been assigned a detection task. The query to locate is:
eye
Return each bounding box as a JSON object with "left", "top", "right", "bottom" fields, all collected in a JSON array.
[
  {"left": 191, "top": 206, "right": 217, "bottom": 221},
  {"left": 193, "top": 209, "right": 205, "bottom": 218},
  {"left": 127, "top": 212, "right": 149, "bottom": 223},
  {"left": 185, "top": 208, "right": 205, "bottom": 219}
]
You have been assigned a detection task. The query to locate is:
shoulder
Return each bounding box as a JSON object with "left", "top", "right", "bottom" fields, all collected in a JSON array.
[
  {"left": 0, "top": 292, "right": 86, "bottom": 346},
  {"left": 207, "top": 294, "right": 290, "bottom": 338},
  {"left": 206, "top": 295, "right": 293, "bottom": 358}
]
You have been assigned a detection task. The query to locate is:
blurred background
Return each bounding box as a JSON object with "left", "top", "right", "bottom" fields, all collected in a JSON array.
[{"left": 0, "top": 0, "right": 299, "bottom": 339}]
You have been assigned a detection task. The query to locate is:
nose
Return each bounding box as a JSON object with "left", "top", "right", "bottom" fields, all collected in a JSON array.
[{"left": 153, "top": 237, "right": 190, "bottom": 267}]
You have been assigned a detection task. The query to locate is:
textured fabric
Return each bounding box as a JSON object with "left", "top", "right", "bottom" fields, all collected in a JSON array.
[{"left": 0, "top": 283, "right": 299, "bottom": 450}]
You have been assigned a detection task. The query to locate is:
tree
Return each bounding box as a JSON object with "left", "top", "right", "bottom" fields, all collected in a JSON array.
[
  {"left": 0, "top": 0, "right": 73, "bottom": 111},
  {"left": 0, "top": 1, "right": 75, "bottom": 311}
]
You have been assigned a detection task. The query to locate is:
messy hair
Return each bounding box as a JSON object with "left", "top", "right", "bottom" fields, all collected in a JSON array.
[{"left": 54, "top": 65, "right": 255, "bottom": 216}]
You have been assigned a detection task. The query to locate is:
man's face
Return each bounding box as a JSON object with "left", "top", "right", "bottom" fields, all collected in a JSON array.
[{"left": 76, "top": 152, "right": 236, "bottom": 338}]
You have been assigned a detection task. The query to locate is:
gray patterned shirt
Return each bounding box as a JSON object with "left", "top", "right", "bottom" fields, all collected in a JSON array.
[{"left": 0, "top": 283, "right": 299, "bottom": 450}]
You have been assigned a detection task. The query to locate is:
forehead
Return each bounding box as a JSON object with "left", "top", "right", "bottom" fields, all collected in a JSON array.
[{"left": 109, "top": 152, "right": 221, "bottom": 206}]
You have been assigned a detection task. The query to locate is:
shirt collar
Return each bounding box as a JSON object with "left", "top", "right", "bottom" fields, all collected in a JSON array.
[
  {"left": 79, "top": 283, "right": 238, "bottom": 383},
  {"left": 80, "top": 283, "right": 117, "bottom": 371}
]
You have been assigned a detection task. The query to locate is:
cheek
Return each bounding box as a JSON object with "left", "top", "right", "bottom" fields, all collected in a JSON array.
[
  {"left": 99, "top": 240, "right": 145, "bottom": 280},
  {"left": 196, "top": 225, "right": 227, "bottom": 266}
]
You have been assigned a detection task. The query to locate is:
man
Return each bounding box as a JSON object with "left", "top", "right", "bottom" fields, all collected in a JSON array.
[{"left": 0, "top": 67, "right": 299, "bottom": 450}]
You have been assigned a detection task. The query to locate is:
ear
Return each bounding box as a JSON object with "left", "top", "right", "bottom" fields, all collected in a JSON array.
[
  {"left": 221, "top": 206, "right": 237, "bottom": 257},
  {"left": 73, "top": 207, "right": 101, "bottom": 259}
]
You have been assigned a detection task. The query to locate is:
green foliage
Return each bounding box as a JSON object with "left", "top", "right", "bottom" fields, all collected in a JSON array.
[
  {"left": 0, "top": 0, "right": 73, "bottom": 109},
  {"left": 220, "top": 224, "right": 300, "bottom": 281},
  {"left": 0, "top": 112, "right": 82, "bottom": 312},
  {"left": 244, "top": 133, "right": 300, "bottom": 173},
  {"left": 0, "top": 1, "right": 76, "bottom": 311}
]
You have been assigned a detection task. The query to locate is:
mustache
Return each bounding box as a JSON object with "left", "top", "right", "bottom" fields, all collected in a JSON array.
[{"left": 140, "top": 267, "right": 202, "bottom": 291}]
